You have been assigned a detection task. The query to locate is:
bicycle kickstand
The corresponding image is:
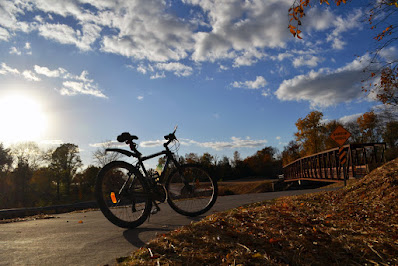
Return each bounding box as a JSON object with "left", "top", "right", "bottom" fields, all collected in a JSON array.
[{"left": 151, "top": 201, "right": 161, "bottom": 214}]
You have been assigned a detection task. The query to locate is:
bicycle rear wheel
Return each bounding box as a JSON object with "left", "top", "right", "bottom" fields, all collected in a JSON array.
[
  {"left": 95, "top": 161, "right": 152, "bottom": 228},
  {"left": 166, "top": 164, "right": 218, "bottom": 217}
]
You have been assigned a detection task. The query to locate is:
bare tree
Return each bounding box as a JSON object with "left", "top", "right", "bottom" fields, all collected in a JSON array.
[{"left": 92, "top": 141, "right": 122, "bottom": 167}]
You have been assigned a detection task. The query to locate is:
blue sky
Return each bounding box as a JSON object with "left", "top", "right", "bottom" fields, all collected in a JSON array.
[{"left": 0, "top": 0, "right": 394, "bottom": 167}]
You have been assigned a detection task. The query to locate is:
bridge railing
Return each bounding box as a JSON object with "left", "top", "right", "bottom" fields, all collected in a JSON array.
[{"left": 283, "top": 143, "right": 386, "bottom": 182}]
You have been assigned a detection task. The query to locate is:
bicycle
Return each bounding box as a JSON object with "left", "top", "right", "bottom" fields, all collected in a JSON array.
[{"left": 95, "top": 127, "right": 218, "bottom": 228}]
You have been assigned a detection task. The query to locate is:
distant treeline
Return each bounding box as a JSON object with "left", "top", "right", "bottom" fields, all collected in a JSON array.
[
  {"left": 281, "top": 109, "right": 398, "bottom": 166},
  {"left": 0, "top": 141, "right": 282, "bottom": 209},
  {"left": 0, "top": 107, "right": 396, "bottom": 209}
]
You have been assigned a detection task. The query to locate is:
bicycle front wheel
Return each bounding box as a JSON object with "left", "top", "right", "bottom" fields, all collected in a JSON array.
[
  {"left": 95, "top": 161, "right": 152, "bottom": 228},
  {"left": 166, "top": 164, "right": 218, "bottom": 217}
]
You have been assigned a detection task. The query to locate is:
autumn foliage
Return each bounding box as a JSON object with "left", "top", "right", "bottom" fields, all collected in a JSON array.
[{"left": 122, "top": 158, "right": 398, "bottom": 265}]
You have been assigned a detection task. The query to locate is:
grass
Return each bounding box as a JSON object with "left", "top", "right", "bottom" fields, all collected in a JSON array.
[
  {"left": 117, "top": 158, "right": 398, "bottom": 265},
  {"left": 218, "top": 179, "right": 275, "bottom": 196}
]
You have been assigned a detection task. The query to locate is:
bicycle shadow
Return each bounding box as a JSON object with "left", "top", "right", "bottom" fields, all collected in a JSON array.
[
  {"left": 123, "top": 215, "right": 204, "bottom": 247},
  {"left": 123, "top": 227, "right": 170, "bottom": 247}
]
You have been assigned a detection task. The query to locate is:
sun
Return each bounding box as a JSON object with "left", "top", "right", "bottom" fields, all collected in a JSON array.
[{"left": 0, "top": 94, "right": 48, "bottom": 143}]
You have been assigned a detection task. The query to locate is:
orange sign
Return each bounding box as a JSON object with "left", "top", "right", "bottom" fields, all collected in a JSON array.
[{"left": 330, "top": 125, "right": 351, "bottom": 146}]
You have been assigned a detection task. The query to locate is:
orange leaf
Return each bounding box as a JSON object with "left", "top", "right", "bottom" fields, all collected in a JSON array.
[{"left": 269, "top": 238, "right": 280, "bottom": 243}]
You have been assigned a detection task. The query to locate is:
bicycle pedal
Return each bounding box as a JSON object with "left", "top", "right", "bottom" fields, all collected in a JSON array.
[{"left": 151, "top": 207, "right": 160, "bottom": 214}]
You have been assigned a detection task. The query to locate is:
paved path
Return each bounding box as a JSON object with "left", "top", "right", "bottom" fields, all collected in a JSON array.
[{"left": 0, "top": 187, "right": 336, "bottom": 265}]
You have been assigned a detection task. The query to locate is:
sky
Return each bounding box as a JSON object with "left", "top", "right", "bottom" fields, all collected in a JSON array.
[{"left": 0, "top": 0, "right": 396, "bottom": 168}]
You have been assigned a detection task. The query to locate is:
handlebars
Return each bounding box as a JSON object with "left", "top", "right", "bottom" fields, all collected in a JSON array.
[{"left": 117, "top": 126, "right": 178, "bottom": 152}]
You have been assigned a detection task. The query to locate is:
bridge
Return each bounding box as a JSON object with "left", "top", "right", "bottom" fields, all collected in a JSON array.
[{"left": 283, "top": 143, "right": 386, "bottom": 183}]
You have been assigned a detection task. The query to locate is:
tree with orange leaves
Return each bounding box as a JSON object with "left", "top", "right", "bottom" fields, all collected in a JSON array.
[
  {"left": 288, "top": 0, "right": 398, "bottom": 107},
  {"left": 356, "top": 111, "right": 382, "bottom": 143}
]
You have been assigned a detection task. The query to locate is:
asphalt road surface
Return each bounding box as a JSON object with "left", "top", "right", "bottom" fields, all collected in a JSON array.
[{"left": 0, "top": 187, "right": 336, "bottom": 265}]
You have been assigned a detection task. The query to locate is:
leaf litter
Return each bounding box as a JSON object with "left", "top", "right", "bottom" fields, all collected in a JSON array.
[{"left": 118, "top": 158, "right": 398, "bottom": 265}]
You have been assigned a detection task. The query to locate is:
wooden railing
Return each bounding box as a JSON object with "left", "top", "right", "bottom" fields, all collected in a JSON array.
[{"left": 283, "top": 143, "right": 386, "bottom": 182}]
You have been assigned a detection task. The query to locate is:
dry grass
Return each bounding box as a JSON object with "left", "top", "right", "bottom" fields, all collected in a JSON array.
[
  {"left": 118, "top": 159, "right": 398, "bottom": 265},
  {"left": 218, "top": 180, "right": 275, "bottom": 196}
]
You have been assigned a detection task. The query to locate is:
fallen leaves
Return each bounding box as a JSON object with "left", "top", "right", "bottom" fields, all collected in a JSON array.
[{"left": 120, "top": 158, "right": 398, "bottom": 265}]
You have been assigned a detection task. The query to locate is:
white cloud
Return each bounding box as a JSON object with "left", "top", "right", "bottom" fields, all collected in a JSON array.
[
  {"left": 60, "top": 80, "right": 106, "bottom": 98},
  {"left": 303, "top": 7, "right": 335, "bottom": 32},
  {"left": 155, "top": 62, "right": 193, "bottom": 77},
  {"left": 0, "top": 0, "right": 365, "bottom": 73},
  {"left": 379, "top": 46, "right": 398, "bottom": 63},
  {"left": 9, "top": 47, "right": 21, "bottom": 55},
  {"left": 0, "top": 27, "right": 10, "bottom": 41},
  {"left": 99, "top": 0, "right": 193, "bottom": 62},
  {"left": 293, "top": 55, "right": 324, "bottom": 68},
  {"left": 140, "top": 139, "right": 166, "bottom": 148},
  {"left": 187, "top": 136, "right": 268, "bottom": 150},
  {"left": 233, "top": 48, "right": 266, "bottom": 67},
  {"left": 261, "top": 89, "right": 271, "bottom": 97},
  {"left": 89, "top": 140, "right": 123, "bottom": 148},
  {"left": 137, "top": 96, "right": 144, "bottom": 100},
  {"left": 150, "top": 72, "right": 166, "bottom": 79},
  {"left": 136, "top": 64, "right": 147, "bottom": 74},
  {"left": 33, "top": 64, "right": 107, "bottom": 98},
  {"left": 140, "top": 136, "right": 267, "bottom": 150},
  {"left": 339, "top": 113, "right": 363, "bottom": 124},
  {"left": 24, "top": 42, "right": 32, "bottom": 54},
  {"left": 34, "top": 65, "right": 60, "bottom": 77},
  {"left": 326, "top": 9, "right": 362, "bottom": 50},
  {"left": 275, "top": 54, "right": 371, "bottom": 108},
  {"left": 271, "top": 52, "right": 293, "bottom": 62},
  {"left": 38, "top": 23, "right": 100, "bottom": 51},
  {"left": 0, "top": 63, "right": 20, "bottom": 75},
  {"left": 22, "top": 70, "right": 41, "bottom": 81},
  {"left": 232, "top": 76, "right": 267, "bottom": 89},
  {"left": 187, "top": 0, "right": 293, "bottom": 62}
]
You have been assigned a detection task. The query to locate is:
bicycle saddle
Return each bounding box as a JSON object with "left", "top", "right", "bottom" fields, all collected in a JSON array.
[{"left": 117, "top": 132, "right": 138, "bottom": 142}]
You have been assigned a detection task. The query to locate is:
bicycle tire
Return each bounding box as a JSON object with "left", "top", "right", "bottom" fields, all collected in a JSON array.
[
  {"left": 165, "top": 164, "right": 218, "bottom": 217},
  {"left": 95, "top": 161, "right": 152, "bottom": 228}
]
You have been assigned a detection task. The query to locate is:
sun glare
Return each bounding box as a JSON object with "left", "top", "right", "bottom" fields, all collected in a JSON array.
[{"left": 0, "top": 94, "right": 48, "bottom": 143}]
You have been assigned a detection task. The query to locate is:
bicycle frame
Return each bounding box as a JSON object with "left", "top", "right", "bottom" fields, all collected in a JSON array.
[
  {"left": 106, "top": 143, "right": 181, "bottom": 184},
  {"left": 136, "top": 148, "right": 181, "bottom": 184}
]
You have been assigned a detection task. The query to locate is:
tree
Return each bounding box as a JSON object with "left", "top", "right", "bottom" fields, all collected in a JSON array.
[
  {"left": 288, "top": 0, "right": 398, "bottom": 107},
  {"left": 30, "top": 167, "right": 55, "bottom": 206},
  {"left": 231, "top": 151, "right": 241, "bottom": 168},
  {"left": 357, "top": 111, "right": 382, "bottom": 142},
  {"left": 200, "top": 153, "right": 214, "bottom": 168},
  {"left": 0, "top": 143, "right": 13, "bottom": 208},
  {"left": 281, "top": 140, "right": 302, "bottom": 165},
  {"left": 184, "top": 153, "right": 199, "bottom": 164},
  {"left": 383, "top": 120, "right": 398, "bottom": 160},
  {"left": 13, "top": 158, "right": 33, "bottom": 207},
  {"left": 294, "top": 111, "right": 326, "bottom": 155},
  {"left": 74, "top": 165, "right": 100, "bottom": 200},
  {"left": 92, "top": 141, "right": 122, "bottom": 167},
  {"left": 216, "top": 156, "right": 233, "bottom": 180},
  {"left": 344, "top": 121, "right": 362, "bottom": 143},
  {"left": 51, "top": 143, "right": 82, "bottom": 201},
  {"left": 383, "top": 120, "right": 398, "bottom": 148},
  {"left": 0, "top": 143, "right": 12, "bottom": 172},
  {"left": 9, "top": 142, "right": 44, "bottom": 207},
  {"left": 243, "top": 147, "right": 281, "bottom": 177},
  {"left": 10, "top": 142, "right": 44, "bottom": 171}
]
